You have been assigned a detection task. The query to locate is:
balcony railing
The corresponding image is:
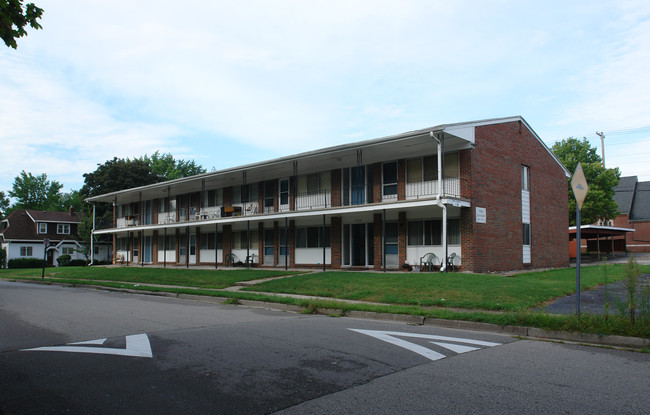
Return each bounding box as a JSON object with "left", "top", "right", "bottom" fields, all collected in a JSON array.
[
  {"left": 406, "top": 177, "right": 462, "bottom": 199},
  {"left": 99, "top": 177, "right": 465, "bottom": 231},
  {"left": 295, "top": 190, "right": 331, "bottom": 210}
]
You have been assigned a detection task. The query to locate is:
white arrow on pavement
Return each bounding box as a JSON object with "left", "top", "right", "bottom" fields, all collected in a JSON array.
[
  {"left": 349, "top": 329, "right": 501, "bottom": 361},
  {"left": 21, "top": 334, "right": 153, "bottom": 358}
]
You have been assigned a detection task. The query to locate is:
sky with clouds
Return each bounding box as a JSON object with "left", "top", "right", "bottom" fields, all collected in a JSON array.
[{"left": 2, "top": 0, "right": 650, "bottom": 195}]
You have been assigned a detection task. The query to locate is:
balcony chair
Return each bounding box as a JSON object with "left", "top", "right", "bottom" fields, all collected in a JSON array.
[{"left": 419, "top": 253, "right": 438, "bottom": 272}]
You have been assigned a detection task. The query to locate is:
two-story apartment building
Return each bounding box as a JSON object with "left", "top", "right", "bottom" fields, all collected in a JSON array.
[
  {"left": 0, "top": 208, "right": 88, "bottom": 267},
  {"left": 86, "top": 116, "right": 570, "bottom": 273}
]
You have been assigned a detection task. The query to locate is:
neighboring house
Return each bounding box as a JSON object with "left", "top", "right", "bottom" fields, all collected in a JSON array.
[
  {"left": 0, "top": 208, "right": 84, "bottom": 267},
  {"left": 610, "top": 176, "right": 650, "bottom": 253},
  {"left": 86, "top": 116, "right": 569, "bottom": 273}
]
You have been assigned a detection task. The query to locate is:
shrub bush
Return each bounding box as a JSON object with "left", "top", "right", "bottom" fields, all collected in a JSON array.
[
  {"left": 8, "top": 258, "right": 45, "bottom": 269},
  {"left": 69, "top": 259, "right": 87, "bottom": 266},
  {"left": 57, "top": 254, "right": 71, "bottom": 267}
]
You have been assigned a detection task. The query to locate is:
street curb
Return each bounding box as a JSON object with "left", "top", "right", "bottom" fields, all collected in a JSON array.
[
  {"left": 422, "top": 318, "right": 529, "bottom": 336},
  {"left": 526, "top": 327, "right": 649, "bottom": 349},
  {"left": 346, "top": 310, "right": 425, "bottom": 324}
]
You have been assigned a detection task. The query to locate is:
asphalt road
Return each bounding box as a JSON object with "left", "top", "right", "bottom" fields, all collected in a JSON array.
[{"left": 1, "top": 281, "right": 648, "bottom": 414}]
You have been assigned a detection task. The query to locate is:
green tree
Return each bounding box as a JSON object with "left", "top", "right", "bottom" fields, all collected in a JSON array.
[
  {"left": 141, "top": 151, "right": 206, "bottom": 180},
  {"left": 59, "top": 190, "right": 84, "bottom": 213},
  {"left": 1, "top": 0, "right": 44, "bottom": 49},
  {"left": 80, "top": 157, "right": 158, "bottom": 217},
  {"left": 0, "top": 190, "right": 9, "bottom": 218},
  {"left": 552, "top": 137, "right": 620, "bottom": 225},
  {"left": 8, "top": 170, "right": 63, "bottom": 211}
]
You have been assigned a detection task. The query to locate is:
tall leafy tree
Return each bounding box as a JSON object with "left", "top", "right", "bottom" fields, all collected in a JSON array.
[
  {"left": 552, "top": 137, "right": 620, "bottom": 225},
  {"left": 80, "top": 157, "right": 158, "bottom": 216},
  {"left": 141, "top": 151, "right": 207, "bottom": 180},
  {"left": 8, "top": 170, "right": 63, "bottom": 211},
  {"left": 60, "top": 190, "right": 84, "bottom": 213},
  {"left": 0, "top": 190, "right": 10, "bottom": 218},
  {"left": 1, "top": 0, "right": 44, "bottom": 49},
  {"left": 79, "top": 157, "right": 158, "bottom": 257}
]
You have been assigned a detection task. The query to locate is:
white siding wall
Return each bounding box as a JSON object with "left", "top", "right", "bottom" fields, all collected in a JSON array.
[
  {"left": 199, "top": 249, "right": 223, "bottom": 263},
  {"left": 295, "top": 248, "right": 331, "bottom": 265},
  {"left": 522, "top": 189, "right": 531, "bottom": 264}
]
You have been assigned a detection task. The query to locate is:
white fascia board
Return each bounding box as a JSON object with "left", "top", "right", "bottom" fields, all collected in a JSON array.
[
  {"left": 25, "top": 211, "right": 36, "bottom": 224},
  {"left": 92, "top": 198, "right": 471, "bottom": 235},
  {"left": 568, "top": 225, "right": 635, "bottom": 233}
]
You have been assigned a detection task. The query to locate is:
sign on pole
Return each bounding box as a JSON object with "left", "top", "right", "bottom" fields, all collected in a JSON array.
[
  {"left": 571, "top": 163, "right": 588, "bottom": 210},
  {"left": 570, "top": 163, "right": 588, "bottom": 315}
]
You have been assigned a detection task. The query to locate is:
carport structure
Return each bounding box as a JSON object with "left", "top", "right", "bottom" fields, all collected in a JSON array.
[{"left": 568, "top": 225, "right": 635, "bottom": 258}]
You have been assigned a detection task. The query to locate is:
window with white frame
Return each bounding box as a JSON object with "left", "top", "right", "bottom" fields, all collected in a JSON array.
[
  {"left": 384, "top": 222, "right": 398, "bottom": 255},
  {"left": 20, "top": 246, "right": 33, "bottom": 256},
  {"left": 522, "top": 164, "right": 530, "bottom": 191},
  {"left": 38, "top": 223, "right": 47, "bottom": 234},
  {"left": 57, "top": 224, "right": 70, "bottom": 234},
  {"left": 62, "top": 247, "right": 75, "bottom": 255},
  {"left": 382, "top": 162, "right": 398, "bottom": 198}
]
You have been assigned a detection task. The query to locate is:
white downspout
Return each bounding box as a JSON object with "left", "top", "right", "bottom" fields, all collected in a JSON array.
[
  {"left": 90, "top": 203, "right": 95, "bottom": 265},
  {"left": 430, "top": 131, "right": 447, "bottom": 272}
]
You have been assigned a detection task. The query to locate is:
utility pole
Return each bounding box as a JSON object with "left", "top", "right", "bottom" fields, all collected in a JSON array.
[{"left": 596, "top": 131, "right": 605, "bottom": 167}]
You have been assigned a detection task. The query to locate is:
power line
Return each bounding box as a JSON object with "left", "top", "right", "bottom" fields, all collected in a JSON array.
[{"left": 571, "top": 124, "right": 650, "bottom": 139}]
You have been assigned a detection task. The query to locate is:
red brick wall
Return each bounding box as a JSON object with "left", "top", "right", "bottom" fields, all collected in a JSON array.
[
  {"left": 331, "top": 216, "right": 342, "bottom": 268},
  {"left": 373, "top": 213, "right": 383, "bottom": 270},
  {"left": 613, "top": 214, "right": 650, "bottom": 252},
  {"left": 466, "top": 121, "right": 569, "bottom": 272},
  {"left": 331, "top": 169, "right": 342, "bottom": 207},
  {"left": 372, "top": 163, "right": 382, "bottom": 203}
]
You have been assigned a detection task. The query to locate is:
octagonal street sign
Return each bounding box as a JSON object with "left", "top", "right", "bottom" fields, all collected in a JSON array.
[{"left": 571, "top": 163, "right": 588, "bottom": 210}]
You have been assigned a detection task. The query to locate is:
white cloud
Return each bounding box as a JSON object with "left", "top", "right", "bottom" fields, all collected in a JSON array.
[{"left": 4, "top": 0, "right": 650, "bottom": 194}]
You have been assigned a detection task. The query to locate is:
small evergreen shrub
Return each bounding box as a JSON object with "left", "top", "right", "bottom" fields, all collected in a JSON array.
[
  {"left": 57, "top": 254, "right": 71, "bottom": 267},
  {"left": 69, "top": 259, "right": 87, "bottom": 267},
  {"left": 8, "top": 258, "right": 45, "bottom": 268}
]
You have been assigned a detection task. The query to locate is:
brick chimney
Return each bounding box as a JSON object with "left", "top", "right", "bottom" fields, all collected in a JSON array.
[{"left": 69, "top": 206, "right": 75, "bottom": 216}]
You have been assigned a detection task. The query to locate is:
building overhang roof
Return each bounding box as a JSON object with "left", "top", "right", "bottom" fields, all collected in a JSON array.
[
  {"left": 85, "top": 116, "right": 566, "bottom": 205},
  {"left": 568, "top": 225, "right": 635, "bottom": 240}
]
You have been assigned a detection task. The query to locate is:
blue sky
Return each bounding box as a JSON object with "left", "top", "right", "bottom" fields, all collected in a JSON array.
[{"left": 2, "top": 0, "right": 650, "bottom": 195}]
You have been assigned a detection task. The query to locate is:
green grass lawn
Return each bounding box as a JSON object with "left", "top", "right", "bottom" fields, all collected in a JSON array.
[
  {"left": 2, "top": 264, "right": 648, "bottom": 339},
  {"left": 243, "top": 265, "right": 648, "bottom": 311},
  {"left": 0, "top": 266, "right": 302, "bottom": 289}
]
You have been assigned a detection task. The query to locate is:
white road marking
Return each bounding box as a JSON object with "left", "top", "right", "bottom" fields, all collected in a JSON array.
[
  {"left": 21, "top": 334, "right": 153, "bottom": 358},
  {"left": 349, "top": 329, "right": 501, "bottom": 361},
  {"left": 429, "top": 341, "right": 480, "bottom": 354},
  {"left": 69, "top": 338, "right": 107, "bottom": 345}
]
